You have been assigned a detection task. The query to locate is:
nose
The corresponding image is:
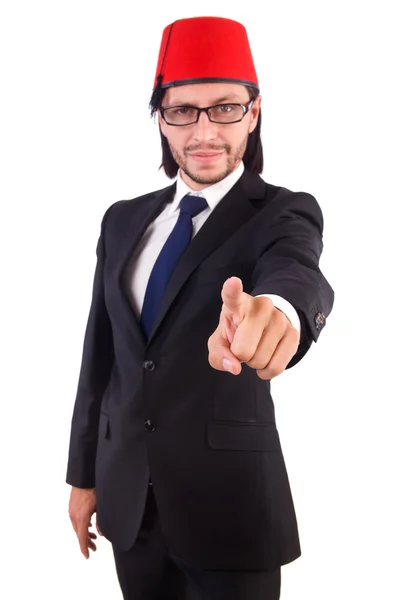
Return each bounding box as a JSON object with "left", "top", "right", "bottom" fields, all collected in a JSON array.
[{"left": 192, "top": 109, "right": 217, "bottom": 142}]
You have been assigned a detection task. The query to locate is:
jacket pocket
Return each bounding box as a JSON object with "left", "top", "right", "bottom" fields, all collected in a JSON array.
[{"left": 207, "top": 420, "right": 281, "bottom": 452}]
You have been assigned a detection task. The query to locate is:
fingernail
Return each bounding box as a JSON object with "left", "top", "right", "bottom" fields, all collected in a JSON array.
[{"left": 223, "top": 358, "right": 233, "bottom": 373}]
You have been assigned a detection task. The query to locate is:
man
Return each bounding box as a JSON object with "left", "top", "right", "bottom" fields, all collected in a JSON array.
[{"left": 67, "top": 16, "right": 334, "bottom": 600}]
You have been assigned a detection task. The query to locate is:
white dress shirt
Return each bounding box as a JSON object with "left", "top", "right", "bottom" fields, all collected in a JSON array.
[{"left": 123, "top": 161, "right": 300, "bottom": 334}]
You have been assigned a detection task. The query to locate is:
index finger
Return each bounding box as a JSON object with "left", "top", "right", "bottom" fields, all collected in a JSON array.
[{"left": 221, "top": 277, "right": 245, "bottom": 325}]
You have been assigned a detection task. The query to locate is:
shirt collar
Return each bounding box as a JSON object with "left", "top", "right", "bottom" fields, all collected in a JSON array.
[{"left": 170, "top": 161, "right": 245, "bottom": 214}]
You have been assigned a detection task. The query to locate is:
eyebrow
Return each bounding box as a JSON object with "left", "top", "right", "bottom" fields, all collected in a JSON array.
[{"left": 167, "top": 94, "right": 243, "bottom": 106}]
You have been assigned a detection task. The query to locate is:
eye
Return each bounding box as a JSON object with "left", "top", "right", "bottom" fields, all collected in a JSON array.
[
  {"left": 172, "top": 107, "right": 194, "bottom": 116},
  {"left": 219, "top": 104, "right": 234, "bottom": 112},
  {"left": 213, "top": 104, "right": 238, "bottom": 115}
]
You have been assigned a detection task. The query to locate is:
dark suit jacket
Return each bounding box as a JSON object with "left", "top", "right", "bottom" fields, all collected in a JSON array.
[{"left": 66, "top": 169, "right": 334, "bottom": 570}]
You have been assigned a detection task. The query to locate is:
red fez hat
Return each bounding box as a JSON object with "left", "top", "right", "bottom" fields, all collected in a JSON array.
[{"left": 150, "top": 16, "right": 259, "bottom": 113}]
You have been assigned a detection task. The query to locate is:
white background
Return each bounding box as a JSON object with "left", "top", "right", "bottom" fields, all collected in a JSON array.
[{"left": 1, "top": 1, "right": 396, "bottom": 598}]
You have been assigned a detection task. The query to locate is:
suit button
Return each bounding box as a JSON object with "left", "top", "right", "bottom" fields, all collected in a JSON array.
[
  {"left": 314, "top": 311, "right": 326, "bottom": 331},
  {"left": 143, "top": 360, "right": 155, "bottom": 371},
  {"left": 144, "top": 420, "right": 156, "bottom": 432}
]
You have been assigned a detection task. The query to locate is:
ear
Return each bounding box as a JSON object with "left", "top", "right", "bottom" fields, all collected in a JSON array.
[{"left": 248, "top": 95, "right": 262, "bottom": 134}]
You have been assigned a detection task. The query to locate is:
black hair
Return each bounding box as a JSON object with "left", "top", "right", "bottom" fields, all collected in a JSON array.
[{"left": 149, "top": 84, "right": 263, "bottom": 178}]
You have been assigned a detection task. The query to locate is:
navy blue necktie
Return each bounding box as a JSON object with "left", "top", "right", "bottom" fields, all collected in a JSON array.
[{"left": 140, "top": 193, "right": 208, "bottom": 339}]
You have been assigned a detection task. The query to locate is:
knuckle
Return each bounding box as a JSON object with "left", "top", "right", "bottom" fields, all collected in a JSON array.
[
  {"left": 289, "top": 326, "right": 300, "bottom": 342},
  {"left": 254, "top": 304, "right": 270, "bottom": 321},
  {"left": 230, "top": 345, "right": 250, "bottom": 362},
  {"left": 256, "top": 369, "right": 268, "bottom": 380},
  {"left": 269, "top": 364, "right": 282, "bottom": 377},
  {"left": 267, "top": 368, "right": 278, "bottom": 378},
  {"left": 246, "top": 356, "right": 265, "bottom": 369},
  {"left": 273, "top": 308, "right": 287, "bottom": 325},
  {"left": 256, "top": 296, "right": 273, "bottom": 313},
  {"left": 259, "top": 364, "right": 279, "bottom": 379},
  {"left": 208, "top": 354, "right": 218, "bottom": 370},
  {"left": 257, "top": 295, "right": 273, "bottom": 307}
]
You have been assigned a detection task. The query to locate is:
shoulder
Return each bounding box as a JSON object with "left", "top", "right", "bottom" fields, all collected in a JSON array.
[
  {"left": 99, "top": 181, "right": 176, "bottom": 226},
  {"left": 241, "top": 170, "right": 323, "bottom": 226},
  {"left": 262, "top": 178, "right": 324, "bottom": 233}
]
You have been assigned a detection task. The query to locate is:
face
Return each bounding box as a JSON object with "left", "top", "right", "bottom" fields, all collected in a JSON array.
[{"left": 158, "top": 82, "right": 261, "bottom": 191}]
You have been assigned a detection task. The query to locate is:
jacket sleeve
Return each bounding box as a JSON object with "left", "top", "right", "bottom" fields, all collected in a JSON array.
[
  {"left": 251, "top": 191, "right": 335, "bottom": 369},
  {"left": 66, "top": 203, "right": 116, "bottom": 488}
]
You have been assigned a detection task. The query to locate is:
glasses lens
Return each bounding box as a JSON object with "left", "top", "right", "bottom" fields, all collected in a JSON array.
[
  {"left": 163, "top": 107, "right": 198, "bottom": 125},
  {"left": 209, "top": 104, "right": 244, "bottom": 123},
  {"left": 163, "top": 104, "right": 246, "bottom": 125}
]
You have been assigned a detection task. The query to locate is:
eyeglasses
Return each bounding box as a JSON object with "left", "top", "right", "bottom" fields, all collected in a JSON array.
[{"left": 159, "top": 100, "right": 254, "bottom": 126}]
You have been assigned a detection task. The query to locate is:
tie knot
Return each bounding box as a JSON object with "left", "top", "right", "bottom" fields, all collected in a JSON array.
[{"left": 179, "top": 194, "right": 208, "bottom": 218}]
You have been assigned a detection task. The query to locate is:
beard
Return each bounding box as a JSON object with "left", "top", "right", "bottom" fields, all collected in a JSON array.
[{"left": 168, "top": 135, "right": 249, "bottom": 185}]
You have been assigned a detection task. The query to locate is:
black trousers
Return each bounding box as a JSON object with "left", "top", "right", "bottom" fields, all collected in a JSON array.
[{"left": 112, "top": 484, "right": 281, "bottom": 600}]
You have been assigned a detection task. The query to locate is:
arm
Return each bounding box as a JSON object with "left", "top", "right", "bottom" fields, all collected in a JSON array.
[
  {"left": 66, "top": 203, "right": 116, "bottom": 488},
  {"left": 251, "top": 192, "right": 334, "bottom": 368}
]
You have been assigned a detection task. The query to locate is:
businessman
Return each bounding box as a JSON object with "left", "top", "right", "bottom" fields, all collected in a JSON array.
[{"left": 67, "top": 16, "right": 334, "bottom": 600}]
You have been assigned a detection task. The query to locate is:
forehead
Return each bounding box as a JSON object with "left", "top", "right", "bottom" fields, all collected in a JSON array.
[{"left": 163, "top": 82, "right": 249, "bottom": 106}]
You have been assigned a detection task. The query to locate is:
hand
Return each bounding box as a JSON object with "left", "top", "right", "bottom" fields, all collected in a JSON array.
[
  {"left": 68, "top": 486, "right": 103, "bottom": 559},
  {"left": 207, "top": 277, "right": 300, "bottom": 380}
]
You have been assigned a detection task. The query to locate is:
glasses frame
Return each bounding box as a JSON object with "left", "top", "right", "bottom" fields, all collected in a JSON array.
[{"left": 159, "top": 99, "right": 254, "bottom": 126}]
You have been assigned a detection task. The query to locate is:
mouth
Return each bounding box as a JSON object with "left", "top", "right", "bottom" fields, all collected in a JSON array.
[{"left": 190, "top": 152, "right": 223, "bottom": 163}]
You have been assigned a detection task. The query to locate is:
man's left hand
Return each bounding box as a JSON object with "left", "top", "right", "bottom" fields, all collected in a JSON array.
[{"left": 207, "top": 277, "right": 300, "bottom": 379}]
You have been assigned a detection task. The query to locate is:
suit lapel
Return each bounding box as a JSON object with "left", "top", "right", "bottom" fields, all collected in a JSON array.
[{"left": 114, "top": 182, "right": 177, "bottom": 352}]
